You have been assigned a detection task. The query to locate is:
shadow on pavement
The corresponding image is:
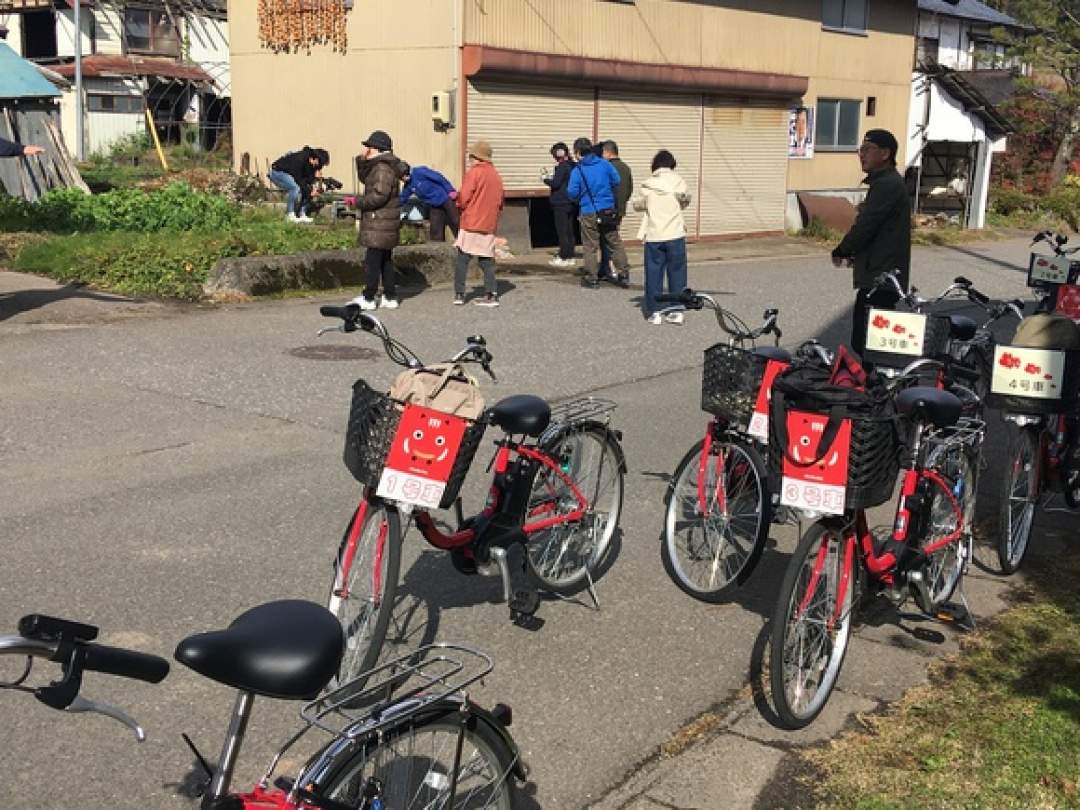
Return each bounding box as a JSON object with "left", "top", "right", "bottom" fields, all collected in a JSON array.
[{"left": 0, "top": 283, "right": 134, "bottom": 322}]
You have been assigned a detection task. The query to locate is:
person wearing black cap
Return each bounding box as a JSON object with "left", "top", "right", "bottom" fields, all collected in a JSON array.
[
  {"left": 831, "top": 128, "right": 911, "bottom": 356},
  {"left": 353, "top": 130, "right": 410, "bottom": 311}
]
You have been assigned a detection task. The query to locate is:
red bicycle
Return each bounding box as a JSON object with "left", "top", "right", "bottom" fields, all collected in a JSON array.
[
  {"left": 1, "top": 602, "right": 525, "bottom": 809},
  {"left": 318, "top": 305, "right": 626, "bottom": 693},
  {"left": 769, "top": 371, "right": 984, "bottom": 729}
]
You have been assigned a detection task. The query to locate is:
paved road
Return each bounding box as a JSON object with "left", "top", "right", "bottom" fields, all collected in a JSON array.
[{"left": 0, "top": 237, "right": 1054, "bottom": 808}]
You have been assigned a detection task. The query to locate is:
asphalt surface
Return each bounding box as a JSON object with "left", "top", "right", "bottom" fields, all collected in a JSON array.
[{"left": 0, "top": 237, "right": 1059, "bottom": 808}]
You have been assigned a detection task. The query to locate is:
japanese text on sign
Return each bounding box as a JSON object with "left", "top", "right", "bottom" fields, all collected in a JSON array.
[
  {"left": 376, "top": 405, "right": 467, "bottom": 508},
  {"left": 865, "top": 309, "right": 927, "bottom": 358},
  {"left": 779, "top": 411, "right": 851, "bottom": 516},
  {"left": 1029, "top": 253, "right": 1071, "bottom": 285},
  {"left": 990, "top": 346, "right": 1066, "bottom": 401},
  {"left": 747, "top": 359, "right": 790, "bottom": 441}
]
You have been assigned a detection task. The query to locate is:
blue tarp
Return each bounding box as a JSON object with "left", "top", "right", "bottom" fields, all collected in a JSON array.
[
  {"left": 0, "top": 42, "right": 62, "bottom": 100},
  {"left": 918, "top": 0, "right": 1019, "bottom": 27}
]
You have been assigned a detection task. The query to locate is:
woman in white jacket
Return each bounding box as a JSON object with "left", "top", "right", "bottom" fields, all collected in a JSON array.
[{"left": 633, "top": 150, "right": 691, "bottom": 325}]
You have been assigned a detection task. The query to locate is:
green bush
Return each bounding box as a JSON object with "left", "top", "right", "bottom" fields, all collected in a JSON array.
[
  {"left": 989, "top": 187, "right": 1039, "bottom": 217},
  {"left": 12, "top": 215, "right": 357, "bottom": 300},
  {"left": 0, "top": 183, "right": 239, "bottom": 233},
  {"left": 1042, "top": 185, "right": 1080, "bottom": 232}
]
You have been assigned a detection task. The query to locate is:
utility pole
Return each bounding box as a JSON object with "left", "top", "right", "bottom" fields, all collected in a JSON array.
[{"left": 74, "top": 0, "right": 85, "bottom": 161}]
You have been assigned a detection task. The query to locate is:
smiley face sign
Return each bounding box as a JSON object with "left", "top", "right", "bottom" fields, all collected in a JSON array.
[
  {"left": 779, "top": 410, "right": 852, "bottom": 516},
  {"left": 377, "top": 406, "right": 469, "bottom": 508}
]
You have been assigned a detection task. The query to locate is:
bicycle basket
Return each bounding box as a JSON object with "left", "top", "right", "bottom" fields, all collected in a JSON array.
[
  {"left": 701, "top": 344, "right": 769, "bottom": 425},
  {"left": 769, "top": 373, "right": 901, "bottom": 514},
  {"left": 862, "top": 309, "right": 951, "bottom": 368},
  {"left": 343, "top": 380, "right": 486, "bottom": 509},
  {"left": 984, "top": 345, "right": 1080, "bottom": 415}
]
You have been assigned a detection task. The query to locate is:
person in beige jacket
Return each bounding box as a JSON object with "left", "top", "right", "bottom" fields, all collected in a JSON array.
[{"left": 633, "top": 150, "right": 691, "bottom": 324}]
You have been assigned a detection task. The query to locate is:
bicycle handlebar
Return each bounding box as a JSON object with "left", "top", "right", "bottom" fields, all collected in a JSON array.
[{"left": 656, "top": 289, "right": 782, "bottom": 344}]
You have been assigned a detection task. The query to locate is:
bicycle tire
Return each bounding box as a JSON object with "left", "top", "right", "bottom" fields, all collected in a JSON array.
[
  {"left": 923, "top": 441, "right": 977, "bottom": 608},
  {"left": 326, "top": 498, "right": 402, "bottom": 698},
  {"left": 662, "top": 436, "right": 770, "bottom": 602},
  {"left": 525, "top": 422, "right": 624, "bottom": 594},
  {"left": 318, "top": 707, "right": 517, "bottom": 809},
  {"left": 997, "top": 425, "right": 1041, "bottom": 575},
  {"left": 769, "top": 519, "right": 855, "bottom": 729}
]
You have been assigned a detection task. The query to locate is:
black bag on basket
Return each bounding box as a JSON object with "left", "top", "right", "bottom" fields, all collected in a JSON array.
[{"left": 769, "top": 350, "right": 901, "bottom": 510}]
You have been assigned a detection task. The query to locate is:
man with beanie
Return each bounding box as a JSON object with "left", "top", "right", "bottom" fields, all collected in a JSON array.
[
  {"left": 832, "top": 129, "right": 911, "bottom": 355},
  {"left": 354, "top": 130, "right": 409, "bottom": 310},
  {"left": 454, "top": 141, "right": 505, "bottom": 307}
]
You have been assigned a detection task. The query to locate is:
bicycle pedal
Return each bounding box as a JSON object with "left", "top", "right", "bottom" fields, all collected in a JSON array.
[
  {"left": 935, "top": 602, "right": 975, "bottom": 631},
  {"left": 508, "top": 589, "right": 541, "bottom": 616}
]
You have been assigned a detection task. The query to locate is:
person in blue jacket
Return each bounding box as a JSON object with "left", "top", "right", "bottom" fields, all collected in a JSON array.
[
  {"left": 567, "top": 137, "right": 630, "bottom": 289},
  {"left": 399, "top": 165, "right": 459, "bottom": 242}
]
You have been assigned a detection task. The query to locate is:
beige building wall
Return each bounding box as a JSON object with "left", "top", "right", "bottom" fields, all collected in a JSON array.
[
  {"left": 464, "top": 0, "right": 916, "bottom": 191},
  {"left": 228, "top": 0, "right": 460, "bottom": 187}
]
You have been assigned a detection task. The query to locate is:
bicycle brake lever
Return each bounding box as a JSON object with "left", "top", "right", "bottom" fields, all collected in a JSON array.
[
  {"left": 317, "top": 325, "right": 345, "bottom": 338},
  {"left": 66, "top": 695, "right": 146, "bottom": 742}
]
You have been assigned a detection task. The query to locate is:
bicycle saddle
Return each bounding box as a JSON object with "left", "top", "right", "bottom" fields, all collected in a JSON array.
[
  {"left": 174, "top": 601, "right": 344, "bottom": 701},
  {"left": 752, "top": 346, "right": 792, "bottom": 363},
  {"left": 488, "top": 395, "right": 551, "bottom": 437},
  {"left": 896, "top": 387, "right": 962, "bottom": 428},
  {"left": 947, "top": 314, "right": 977, "bottom": 342}
]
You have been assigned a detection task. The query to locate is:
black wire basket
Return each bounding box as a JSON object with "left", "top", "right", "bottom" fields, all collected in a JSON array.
[{"left": 701, "top": 343, "right": 770, "bottom": 426}]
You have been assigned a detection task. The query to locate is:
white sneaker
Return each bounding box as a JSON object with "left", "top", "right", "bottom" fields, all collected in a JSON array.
[
  {"left": 297, "top": 214, "right": 314, "bottom": 223},
  {"left": 665, "top": 312, "right": 685, "bottom": 325},
  {"left": 380, "top": 296, "right": 399, "bottom": 310},
  {"left": 286, "top": 212, "right": 301, "bottom": 223},
  {"left": 548, "top": 256, "right": 564, "bottom": 267},
  {"left": 647, "top": 313, "right": 662, "bottom": 325},
  {"left": 351, "top": 295, "right": 377, "bottom": 311}
]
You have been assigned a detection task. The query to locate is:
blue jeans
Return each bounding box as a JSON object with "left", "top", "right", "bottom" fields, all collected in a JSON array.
[
  {"left": 643, "top": 238, "right": 688, "bottom": 316},
  {"left": 269, "top": 169, "right": 304, "bottom": 215}
]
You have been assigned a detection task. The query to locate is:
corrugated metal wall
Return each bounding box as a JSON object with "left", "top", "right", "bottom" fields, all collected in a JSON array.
[
  {"left": 699, "top": 100, "right": 788, "bottom": 236},
  {"left": 466, "top": 80, "right": 594, "bottom": 192},
  {"left": 596, "top": 92, "right": 702, "bottom": 240}
]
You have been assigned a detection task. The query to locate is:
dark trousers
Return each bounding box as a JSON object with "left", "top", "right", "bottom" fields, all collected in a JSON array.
[
  {"left": 363, "top": 247, "right": 395, "bottom": 300},
  {"left": 552, "top": 205, "right": 576, "bottom": 260},
  {"left": 455, "top": 250, "right": 497, "bottom": 296},
  {"left": 429, "top": 201, "right": 460, "bottom": 242},
  {"left": 643, "top": 238, "right": 688, "bottom": 316},
  {"left": 851, "top": 287, "right": 901, "bottom": 356},
  {"left": 599, "top": 215, "right": 625, "bottom": 277}
]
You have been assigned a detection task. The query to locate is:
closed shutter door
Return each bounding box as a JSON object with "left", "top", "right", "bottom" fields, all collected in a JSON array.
[
  {"left": 699, "top": 100, "right": 788, "bottom": 236},
  {"left": 597, "top": 91, "right": 702, "bottom": 240},
  {"left": 467, "top": 80, "right": 594, "bottom": 193}
]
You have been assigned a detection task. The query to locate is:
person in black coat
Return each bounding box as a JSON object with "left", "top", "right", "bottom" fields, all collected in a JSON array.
[
  {"left": 831, "top": 129, "right": 912, "bottom": 355},
  {"left": 269, "top": 146, "right": 328, "bottom": 223},
  {"left": 544, "top": 142, "right": 577, "bottom": 267},
  {"left": 0, "top": 137, "right": 44, "bottom": 158}
]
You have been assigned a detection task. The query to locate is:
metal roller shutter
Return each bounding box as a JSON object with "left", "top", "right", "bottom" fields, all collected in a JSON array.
[
  {"left": 467, "top": 80, "right": 595, "bottom": 193},
  {"left": 597, "top": 91, "right": 703, "bottom": 240},
  {"left": 699, "top": 99, "right": 788, "bottom": 236}
]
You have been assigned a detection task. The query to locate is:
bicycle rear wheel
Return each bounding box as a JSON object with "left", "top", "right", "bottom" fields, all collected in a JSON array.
[
  {"left": 770, "top": 520, "right": 855, "bottom": 729},
  {"left": 525, "top": 423, "right": 624, "bottom": 593},
  {"left": 327, "top": 498, "right": 401, "bottom": 696},
  {"left": 923, "top": 441, "right": 977, "bottom": 607},
  {"left": 320, "top": 711, "right": 516, "bottom": 809},
  {"left": 662, "top": 436, "right": 770, "bottom": 602},
  {"left": 997, "top": 425, "right": 1040, "bottom": 574}
]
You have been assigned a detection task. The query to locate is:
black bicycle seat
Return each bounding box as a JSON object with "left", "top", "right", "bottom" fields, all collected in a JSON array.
[
  {"left": 947, "top": 314, "right": 977, "bottom": 342},
  {"left": 174, "top": 601, "right": 343, "bottom": 700},
  {"left": 752, "top": 346, "right": 792, "bottom": 363},
  {"left": 896, "top": 387, "right": 962, "bottom": 428},
  {"left": 488, "top": 395, "right": 551, "bottom": 437}
]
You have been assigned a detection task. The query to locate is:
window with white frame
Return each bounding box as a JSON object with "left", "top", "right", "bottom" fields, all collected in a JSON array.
[
  {"left": 823, "top": 0, "right": 868, "bottom": 32},
  {"left": 816, "top": 99, "right": 861, "bottom": 150}
]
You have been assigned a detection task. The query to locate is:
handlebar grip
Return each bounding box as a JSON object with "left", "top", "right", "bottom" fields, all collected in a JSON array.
[
  {"left": 319, "top": 305, "right": 353, "bottom": 319},
  {"left": 968, "top": 287, "right": 989, "bottom": 306},
  {"left": 81, "top": 644, "right": 170, "bottom": 684}
]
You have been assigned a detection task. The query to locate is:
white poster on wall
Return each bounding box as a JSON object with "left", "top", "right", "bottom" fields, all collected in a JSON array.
[{"left": 789, "top": 107, "right": 814, "bottom": 159}]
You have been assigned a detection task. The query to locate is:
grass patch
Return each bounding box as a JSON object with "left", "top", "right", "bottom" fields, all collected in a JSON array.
[
  {"left": 911, "top": 225, "right": 998, "bottom": 247},
  {"left": 802, "top": 554, "right": 1080, "bottom": 810},
  {"left": 795, "top": 216, "right": 843, "bottom": 246},
  {"left": 11, "top": 210, "right": 358, "bottom": 300}
]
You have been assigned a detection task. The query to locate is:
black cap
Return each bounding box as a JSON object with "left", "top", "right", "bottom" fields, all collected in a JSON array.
[
  {"left": 362, "top": 130, "right": 393, "bottom": 151},
  {"left": 863, "top": 129, "right": 898, "bottom": 164}
]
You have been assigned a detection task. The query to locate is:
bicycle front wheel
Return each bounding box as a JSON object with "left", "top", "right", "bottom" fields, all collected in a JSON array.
[
  {"left": 320, "top": 713, "right": 516, "bottom": 809},
  {"left": 327, "top": 499, "right": 401, "bottom": 694},
  {"left": 923, "top": 441, "right": 977, "bottom": 607},
  {"left": 770, "top": 520, "right": 855, "bottom": 729},
  {"left": 662, "top": 436, "right": 770, "bottom": 602},
  {"left": 525, "top": 423, "right": 624, "bottom": 593},
  {"left": 997, "top": 425, "right": 1041, "bottom": 574}
]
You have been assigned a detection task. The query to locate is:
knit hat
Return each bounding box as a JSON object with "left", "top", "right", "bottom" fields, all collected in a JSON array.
[
  {"left": 362, "top": 130, "right": 393, "bottom": 151},
  {"left": 468, "top": 141, "right": 493, "bottom": 161},
  {"left": 863, "top": 129, "right": 898, "bottom": 164}
]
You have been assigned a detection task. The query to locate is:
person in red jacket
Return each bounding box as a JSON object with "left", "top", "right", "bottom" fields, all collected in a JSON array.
[{"left": 454, "top": 141, "right": 505, "bottom": 307}]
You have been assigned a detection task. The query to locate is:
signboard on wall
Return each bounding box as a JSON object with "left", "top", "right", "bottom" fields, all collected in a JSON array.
[{"left": 788, "top": 107, "right": 814, "bottom": 159}]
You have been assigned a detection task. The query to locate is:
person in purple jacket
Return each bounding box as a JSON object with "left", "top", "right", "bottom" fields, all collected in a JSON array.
[
  {"left": 400, "top": 165, "right": 459, "bottom": 242},
  {"left": 0, "top": 137, "right": 43, "bottom": 158}
]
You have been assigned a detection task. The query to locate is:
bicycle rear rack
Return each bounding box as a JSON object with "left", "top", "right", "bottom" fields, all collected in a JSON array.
[
  {"left": 543, "top": 396, "right": 618, "bottom": 441},
  {"left": 926, "top": 416, "right": 986, "bottom": 452},
  {"left": 300, "top": 643, "right": 495, "bottom": 742}
]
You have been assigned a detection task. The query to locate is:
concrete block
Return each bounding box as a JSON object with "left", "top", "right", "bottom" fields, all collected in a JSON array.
[
  {"left": 206, "top": 249, "right": 368, "bottom": 297},
  {"left": 642, "top": 734, "right": 785, "bottom": 809}
]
